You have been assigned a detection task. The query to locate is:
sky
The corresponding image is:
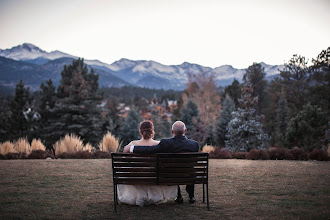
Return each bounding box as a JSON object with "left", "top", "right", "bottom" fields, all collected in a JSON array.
[{"left": 0, "top": 0, "right": 329, "bottom": 69}]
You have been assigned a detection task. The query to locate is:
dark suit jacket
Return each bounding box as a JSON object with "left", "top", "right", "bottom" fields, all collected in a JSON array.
[{"left": 133, "top": 135, "right": 199, "bottom": 154}]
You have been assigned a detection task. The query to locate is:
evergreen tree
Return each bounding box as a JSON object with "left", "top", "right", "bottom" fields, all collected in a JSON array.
[
  {"left": 43, "top": 59, "right": 102, "bottom": 148},
  {"left": 243, "top": 63, "right": 268, "bottom": 115},
  {"left": 151, "top": 109, "right": 171, "bottom": 140},
  {"left": 226, "top": 81, "right": 270, "bottom": 152},
  {"left": 103, "top": 98, "right": 121, "bottom": 137},
  {"left": 286, "top": 103, "right": 328, "bottom": 151},
  {"left": 120, "top": 109, "right": 142, "bottom": 146},
  {"left": 38, "top": 79, "right": 57, "bottom": 147},
  {"left": 181, "top": 100, "right": 199, "bottom": 137},
  {"left": 8, "top": 80, "right": 33, "bottom": 140},
  {"left": 280, "top": 55, "right": 310, "bottom": 116},
  {"left": 309, "top": 47, "right": 330, "bottom": 116},
  {"left": 224, "top": 79, "right": 241, "bottom": 107},
  {"left": 215, "top": 96, "right": 235, "bottom": 146},
  {"left": 0, "top": 95, "right": 11, "bottom": 142},
  {"left": 274, "top": 87, "right": 289, "bottom": 147},
  {"left": 181, "top": 100, "right": 205, "bottom": 146}
]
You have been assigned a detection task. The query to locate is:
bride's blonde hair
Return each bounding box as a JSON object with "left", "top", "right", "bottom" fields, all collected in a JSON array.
[{"left": 139, "top": 120, "right": 154, "bottom": 140}]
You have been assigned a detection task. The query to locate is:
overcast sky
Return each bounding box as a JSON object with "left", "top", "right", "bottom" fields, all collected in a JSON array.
[{"left": 0, "top": 0, "right": 329, "bottom": 68}]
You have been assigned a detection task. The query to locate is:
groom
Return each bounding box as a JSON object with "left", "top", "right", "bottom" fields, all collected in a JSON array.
[{"left": 123, "top": 120, "right": 199, "bottom": 204}]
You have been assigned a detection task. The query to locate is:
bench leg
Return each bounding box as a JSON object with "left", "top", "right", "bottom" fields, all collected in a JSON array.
[
  {"left": 114, "top": 184, "right": 117, "bottom": 213},
  {"left": 203, "top": 184, "right": 205, "bottom": 203},
  {"left": 206, "top": 183, "right": 210, "bottom": 211}
]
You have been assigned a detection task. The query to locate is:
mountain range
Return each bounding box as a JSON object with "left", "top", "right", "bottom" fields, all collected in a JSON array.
[{"left": 0, "top": 43, "right": 284, "bottom": 92}]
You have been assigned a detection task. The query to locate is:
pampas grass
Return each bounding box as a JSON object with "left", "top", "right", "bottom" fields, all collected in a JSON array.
[
  {"left": 0, "top": 141, "right": 15, "bottom": 155},
  {"left": 31, "top": 139, "right": 46, "bottom": 151},
  {"left": 13, "top": 138, "right": 31, "bottom": 154},
  {"left": 53, "top": 134, "right": 84, "bottom": 155},
  {"left": 83, "top": 143, "right": 94, "bottom": 152},
  {"left": 202, "top": 144, "right": 215, "bottom": 153},
  {"left": 98, "top": 131, "right": 120, "bottom": 153}
]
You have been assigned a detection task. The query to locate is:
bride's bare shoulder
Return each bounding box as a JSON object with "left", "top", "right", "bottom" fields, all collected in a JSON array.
[
  {"left": 129, "top": 140, "right": 141, "bottom": 145},
  {"left": 152, "top": 140, "right": 160, "bottom": 145}
]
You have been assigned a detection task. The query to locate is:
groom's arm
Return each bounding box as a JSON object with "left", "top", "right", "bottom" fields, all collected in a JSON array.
[{"left": 123, "top": 141, "right": 165, "bottom": 154}]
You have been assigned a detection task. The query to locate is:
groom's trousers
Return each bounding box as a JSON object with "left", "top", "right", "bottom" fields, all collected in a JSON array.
[{"left": 177, "top": 185, "right": 194, "bottom": 198}]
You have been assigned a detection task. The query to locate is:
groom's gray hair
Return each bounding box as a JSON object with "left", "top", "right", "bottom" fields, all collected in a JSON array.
[{"left": 172, "top": 121, "right": 186, "bottom": 135}]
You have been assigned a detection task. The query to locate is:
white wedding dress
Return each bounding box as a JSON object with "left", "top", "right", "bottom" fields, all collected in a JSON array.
[{"left": 117, "top": 184, "right": 177, "bottom": 206}]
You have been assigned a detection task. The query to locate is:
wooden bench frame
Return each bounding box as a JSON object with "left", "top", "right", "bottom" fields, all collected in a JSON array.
[{"left": 111, "top": 152, "right": 209, "bottom": 212}]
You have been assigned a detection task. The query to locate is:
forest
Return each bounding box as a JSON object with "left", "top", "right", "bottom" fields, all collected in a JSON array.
[{"left": 0, "top": 47, "right": 329, "bottom": 158}]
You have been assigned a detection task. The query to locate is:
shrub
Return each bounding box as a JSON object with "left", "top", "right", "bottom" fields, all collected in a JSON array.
[
  {"left": 202, "top": 145, "right": 215, "bottom": 153},
  {"left": 13, "top": 138, "right": 31, "bottom": 154},
  {"left": 209, "top": 148, "right": 232, "bottom": 159},
  {"left": 289, "top": 147, "right": 309, "bottom": 161},
  {"left": 309, "top": 149, "right": 329, "bottom": 161},
  {"left": 93, "top": 150, "right": 111, "bottom": 159},
  {"left": 268, "top": 147, "right": 287, "bottom": 160},
  {"left": 232, "top": 152, "right": 247, "bottom": 159},
  {"left": 31, "top": 139, "right": 46, "bottom": 151},
  {"left": 284, "top": 150, "right": 295, "bottom": 160},
  {"left": 28, "top": 150, "right": 49, "bottom": 159},
  {"left": 53, "top": 134, "right": 84, "bottom": 155},
  {"left": 246, "top": 149, "right": 269, "bottom": 160},
  {"left": 0, "top": 141, "right": 15, "bottom": 155},
  {"left": 5, "top": 153, "right": 27, "bottom": 160},
  {"left": 98, "top": 131, "right": 120, "bottom": 153},
  {"left": 73, "top": 151, "right": 93, "bottom": 159},
  {"left": 0, "top": 154, "right": 5, "bottom": 160}
]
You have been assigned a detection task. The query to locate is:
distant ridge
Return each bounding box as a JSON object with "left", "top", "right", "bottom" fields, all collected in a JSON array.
[{"left": 0, "top": 43, "right": 285, "bottom": 91}]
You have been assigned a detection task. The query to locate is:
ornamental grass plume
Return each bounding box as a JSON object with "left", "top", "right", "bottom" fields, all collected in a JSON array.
[
  {"left": 0, "top": 141, "right": 15, "bottom": 155},
  {"left": 14, "top": 137, "right": 31, "bottom": 154},
  {"left": 31, "top": 139, "right": 46, "bottom": 151},
  {"left": 53, "top": 134, "right": 84, "bottom": 155},
  {"left": 202, "top": 144, "right": 215, "bottom": 153},
  {"left": 83, "top": 143, "right": 94, "bottom": 152},
  {"left": 98, "top": 131, "right": 120, "bottom": 153}
]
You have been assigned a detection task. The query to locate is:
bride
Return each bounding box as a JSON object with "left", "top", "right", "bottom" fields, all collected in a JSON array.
[{"left": 117, "top": 120, "right": 177, "bottom": 206}]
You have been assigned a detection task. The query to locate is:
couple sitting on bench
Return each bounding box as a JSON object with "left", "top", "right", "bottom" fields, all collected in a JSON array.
[{"left": 120, "top": 120, "right": 199, "bottom": 206}]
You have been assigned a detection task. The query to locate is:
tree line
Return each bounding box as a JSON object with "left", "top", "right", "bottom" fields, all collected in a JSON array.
[{"left": 0, "top": 47, "right": 329, "bottom": 153}]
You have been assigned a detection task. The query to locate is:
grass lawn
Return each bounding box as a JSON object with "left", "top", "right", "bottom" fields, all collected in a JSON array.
[{"left": 0, "top": 159, "right": 329, "bottom": 219}]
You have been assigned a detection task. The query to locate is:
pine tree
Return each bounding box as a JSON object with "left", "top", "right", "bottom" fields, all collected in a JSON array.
[
  {"left": 280, "top": 55, "right": 310, "bottom": 116},
  {"left": 43, "top": 59, "right": 103, "bottom": 148},
  {"left": 286, "top": 103, "right": 328, "bottom": 151},
  {"left": 181, "top": 100, "right": 205, "bottom": 146},
  {"left": 103, "top": 98, "right": 121, "bottom": 137},
  {"left": 309, "top": 47, "right": 330, "bottom": 115},
  {"left": 8, "top": 80, "right": 33, "bottom": 140},
  {"left": 0, "top": 96, "right": 11, "bottom": 142},
  {"left": 224, "top": 79, "right": 241, "bottom": 107},
  {"left": 151, "top": 109, "right": 171, "bottom": 140},
  {"left": 274, "top": 87, "right": 289, "bottom": 147},
  {"left": 38, "top": 79, "right": 57, "bottom": 148},
  {"left": 215, "top": 96, "right": 235, "bottom": 147},
  {"left": 226, "top": 81, "right": 270, "bottom": 152},
  {"left": 120, "top": 109, "right": 142, "bottom": 146},
  {"left": 181, "top": 100, "right": 199, "bottom": 137},
  {"left": 243, "top": 63, "right": 268, "bottom": 115}
]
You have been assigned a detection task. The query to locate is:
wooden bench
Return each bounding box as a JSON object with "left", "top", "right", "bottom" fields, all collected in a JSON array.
[{"left": 111, "top": 152, "right": 209, "bottom": 212}]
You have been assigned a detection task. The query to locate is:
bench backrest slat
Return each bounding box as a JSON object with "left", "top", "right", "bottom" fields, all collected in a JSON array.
[{"left": 111, "top": 153, "right": 208, "bottom": 185}]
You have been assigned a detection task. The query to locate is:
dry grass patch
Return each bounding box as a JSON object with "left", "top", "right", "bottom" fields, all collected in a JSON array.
[
  {"left": 31, "top": 139, "right": 46, "bottom": 151},
  {"left": 13, "top": 137, "right": 31, "bottom": 154},
  {"left": 202, "top": 144, "right": 215, "bottom": 153},
  {"left": 0, "top": 141, "right": 15, "bottom": 155},
  {"left": 53, "top": 134, "right": 84, "bottom": 155},
  {"left": 98, "top": 131, "right": 120, "bottom": 153}
]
